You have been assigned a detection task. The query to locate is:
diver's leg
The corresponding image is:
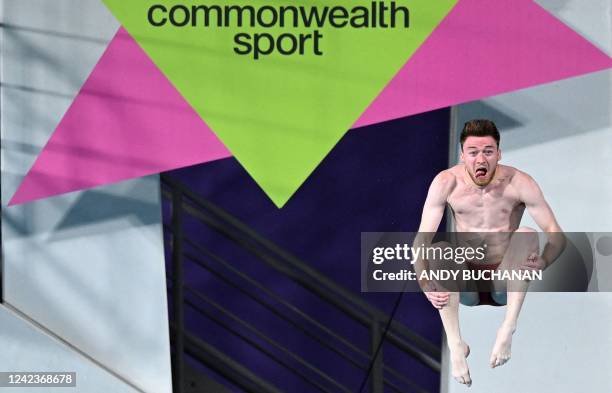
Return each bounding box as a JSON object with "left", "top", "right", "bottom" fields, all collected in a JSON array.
[
  {"left": 490, "top": 227, "right": 539, "bottom": 368},
  {"left": 439, "top": 292, "right": 472, "bottom": 386},
  {"left": 424, "top": 241, "right": 473, "bottom": 385}
]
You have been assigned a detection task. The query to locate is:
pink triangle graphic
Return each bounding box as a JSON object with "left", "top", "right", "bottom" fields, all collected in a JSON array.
[
  {"left": 9, "top": 0, "right": 611, "bottom": 205},
  {"left": 9, "top": 28, "right": 231, "bottom": 205},
  {"left": 353, "top": 0, "right": 612, "bottom": 128}
]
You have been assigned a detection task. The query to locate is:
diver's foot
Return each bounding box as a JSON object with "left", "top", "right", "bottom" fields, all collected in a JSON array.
[
  {"left": 450, "top": 341, "right": 472, "bottom": 386},
  {"left": 490, "top": 324, "right": 515, "bottom": 368}
]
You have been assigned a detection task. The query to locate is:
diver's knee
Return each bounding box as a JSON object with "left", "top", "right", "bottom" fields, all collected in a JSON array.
[{"left": 514, "top": 226, "right": 539, "bottom": 252}]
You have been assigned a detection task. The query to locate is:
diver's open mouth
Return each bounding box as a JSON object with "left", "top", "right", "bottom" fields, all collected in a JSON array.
[{"left": 475, "top": 168, "right": 488, "bottom": 178}]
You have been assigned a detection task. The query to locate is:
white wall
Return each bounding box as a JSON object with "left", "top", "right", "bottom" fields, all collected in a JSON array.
[
  {"left": 1, "top": 1, "right": 172, "bottom": 392},
  {"left": 445, "top": 1, "right": 612, "bottom": 392}
]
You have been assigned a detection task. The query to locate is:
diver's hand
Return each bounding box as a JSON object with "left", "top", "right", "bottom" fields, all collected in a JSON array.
[
  {"left": 521, "top": 252, "right": 546, "bottom": 272},
  {"left": 422, "top": 280, "right": 449, "bottom": 309}
]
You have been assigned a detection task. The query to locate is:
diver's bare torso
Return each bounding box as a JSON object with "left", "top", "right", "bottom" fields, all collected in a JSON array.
[{"left": 443, "top": 164, "right": 527, "bottom": 262}]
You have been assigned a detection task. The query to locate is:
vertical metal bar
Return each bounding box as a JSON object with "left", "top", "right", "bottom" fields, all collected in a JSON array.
[
  {"left": 172, "top": 189, "right": 184, "bottom": 393},
  {"left": 370, "top": 319, "right": 383, "bottom": 393}
]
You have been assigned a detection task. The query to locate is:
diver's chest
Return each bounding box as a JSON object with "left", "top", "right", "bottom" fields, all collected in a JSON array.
[{"left": 448, "top": 184, "right": 519, "bottom": 215}]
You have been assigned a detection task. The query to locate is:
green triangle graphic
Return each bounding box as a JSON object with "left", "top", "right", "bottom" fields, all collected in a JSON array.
[{"left": 102, "top": 0, "right": 456, "bottom": 207}]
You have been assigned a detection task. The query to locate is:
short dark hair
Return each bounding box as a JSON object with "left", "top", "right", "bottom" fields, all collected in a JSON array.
[{"left": 460, "top": 119, "right": 500, "bottom": 149}]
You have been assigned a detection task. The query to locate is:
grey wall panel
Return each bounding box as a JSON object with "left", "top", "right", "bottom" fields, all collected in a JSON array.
[
  {"left": 444, "top": 1, "right": 612, "bottom": 392},
  {"left": 0, "top": 306, "right": 141, "bottom": 393},
  {"left": 1, "top": 1, "right": 172, "bottom": 392}
]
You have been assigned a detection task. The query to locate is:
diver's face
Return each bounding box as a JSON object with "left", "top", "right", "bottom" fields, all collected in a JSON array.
[{"left": 461, "top": 136, "right": 501, "bottom": 186}]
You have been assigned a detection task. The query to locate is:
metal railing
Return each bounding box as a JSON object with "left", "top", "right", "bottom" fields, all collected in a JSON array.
[{"left": 161, "top": 174, "right": 441, "bottom": 393}]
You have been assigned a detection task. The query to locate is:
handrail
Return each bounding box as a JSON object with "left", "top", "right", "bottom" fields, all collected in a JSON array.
[
  {"left": 181, "top": 245, "right": 371, "bottom": 366},
  {"left": 170, "top": 324, "right": 283, "bottom": 393},
  {"left": 184, "top": 285, "right": 353, "bottom": 393},
  {"left": 161, "top": 175, "right": 440, "bottom": 365},
  {"left": 180, "top": 239, "right": 432, "bottom": 393},
  {"left": 161, "top": 174, "right": 441, "bottom": 393}
]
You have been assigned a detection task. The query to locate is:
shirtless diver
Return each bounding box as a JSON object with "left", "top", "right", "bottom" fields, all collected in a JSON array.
[{"left": 416, "top": 119, "right": 566, "bottom": 386}]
